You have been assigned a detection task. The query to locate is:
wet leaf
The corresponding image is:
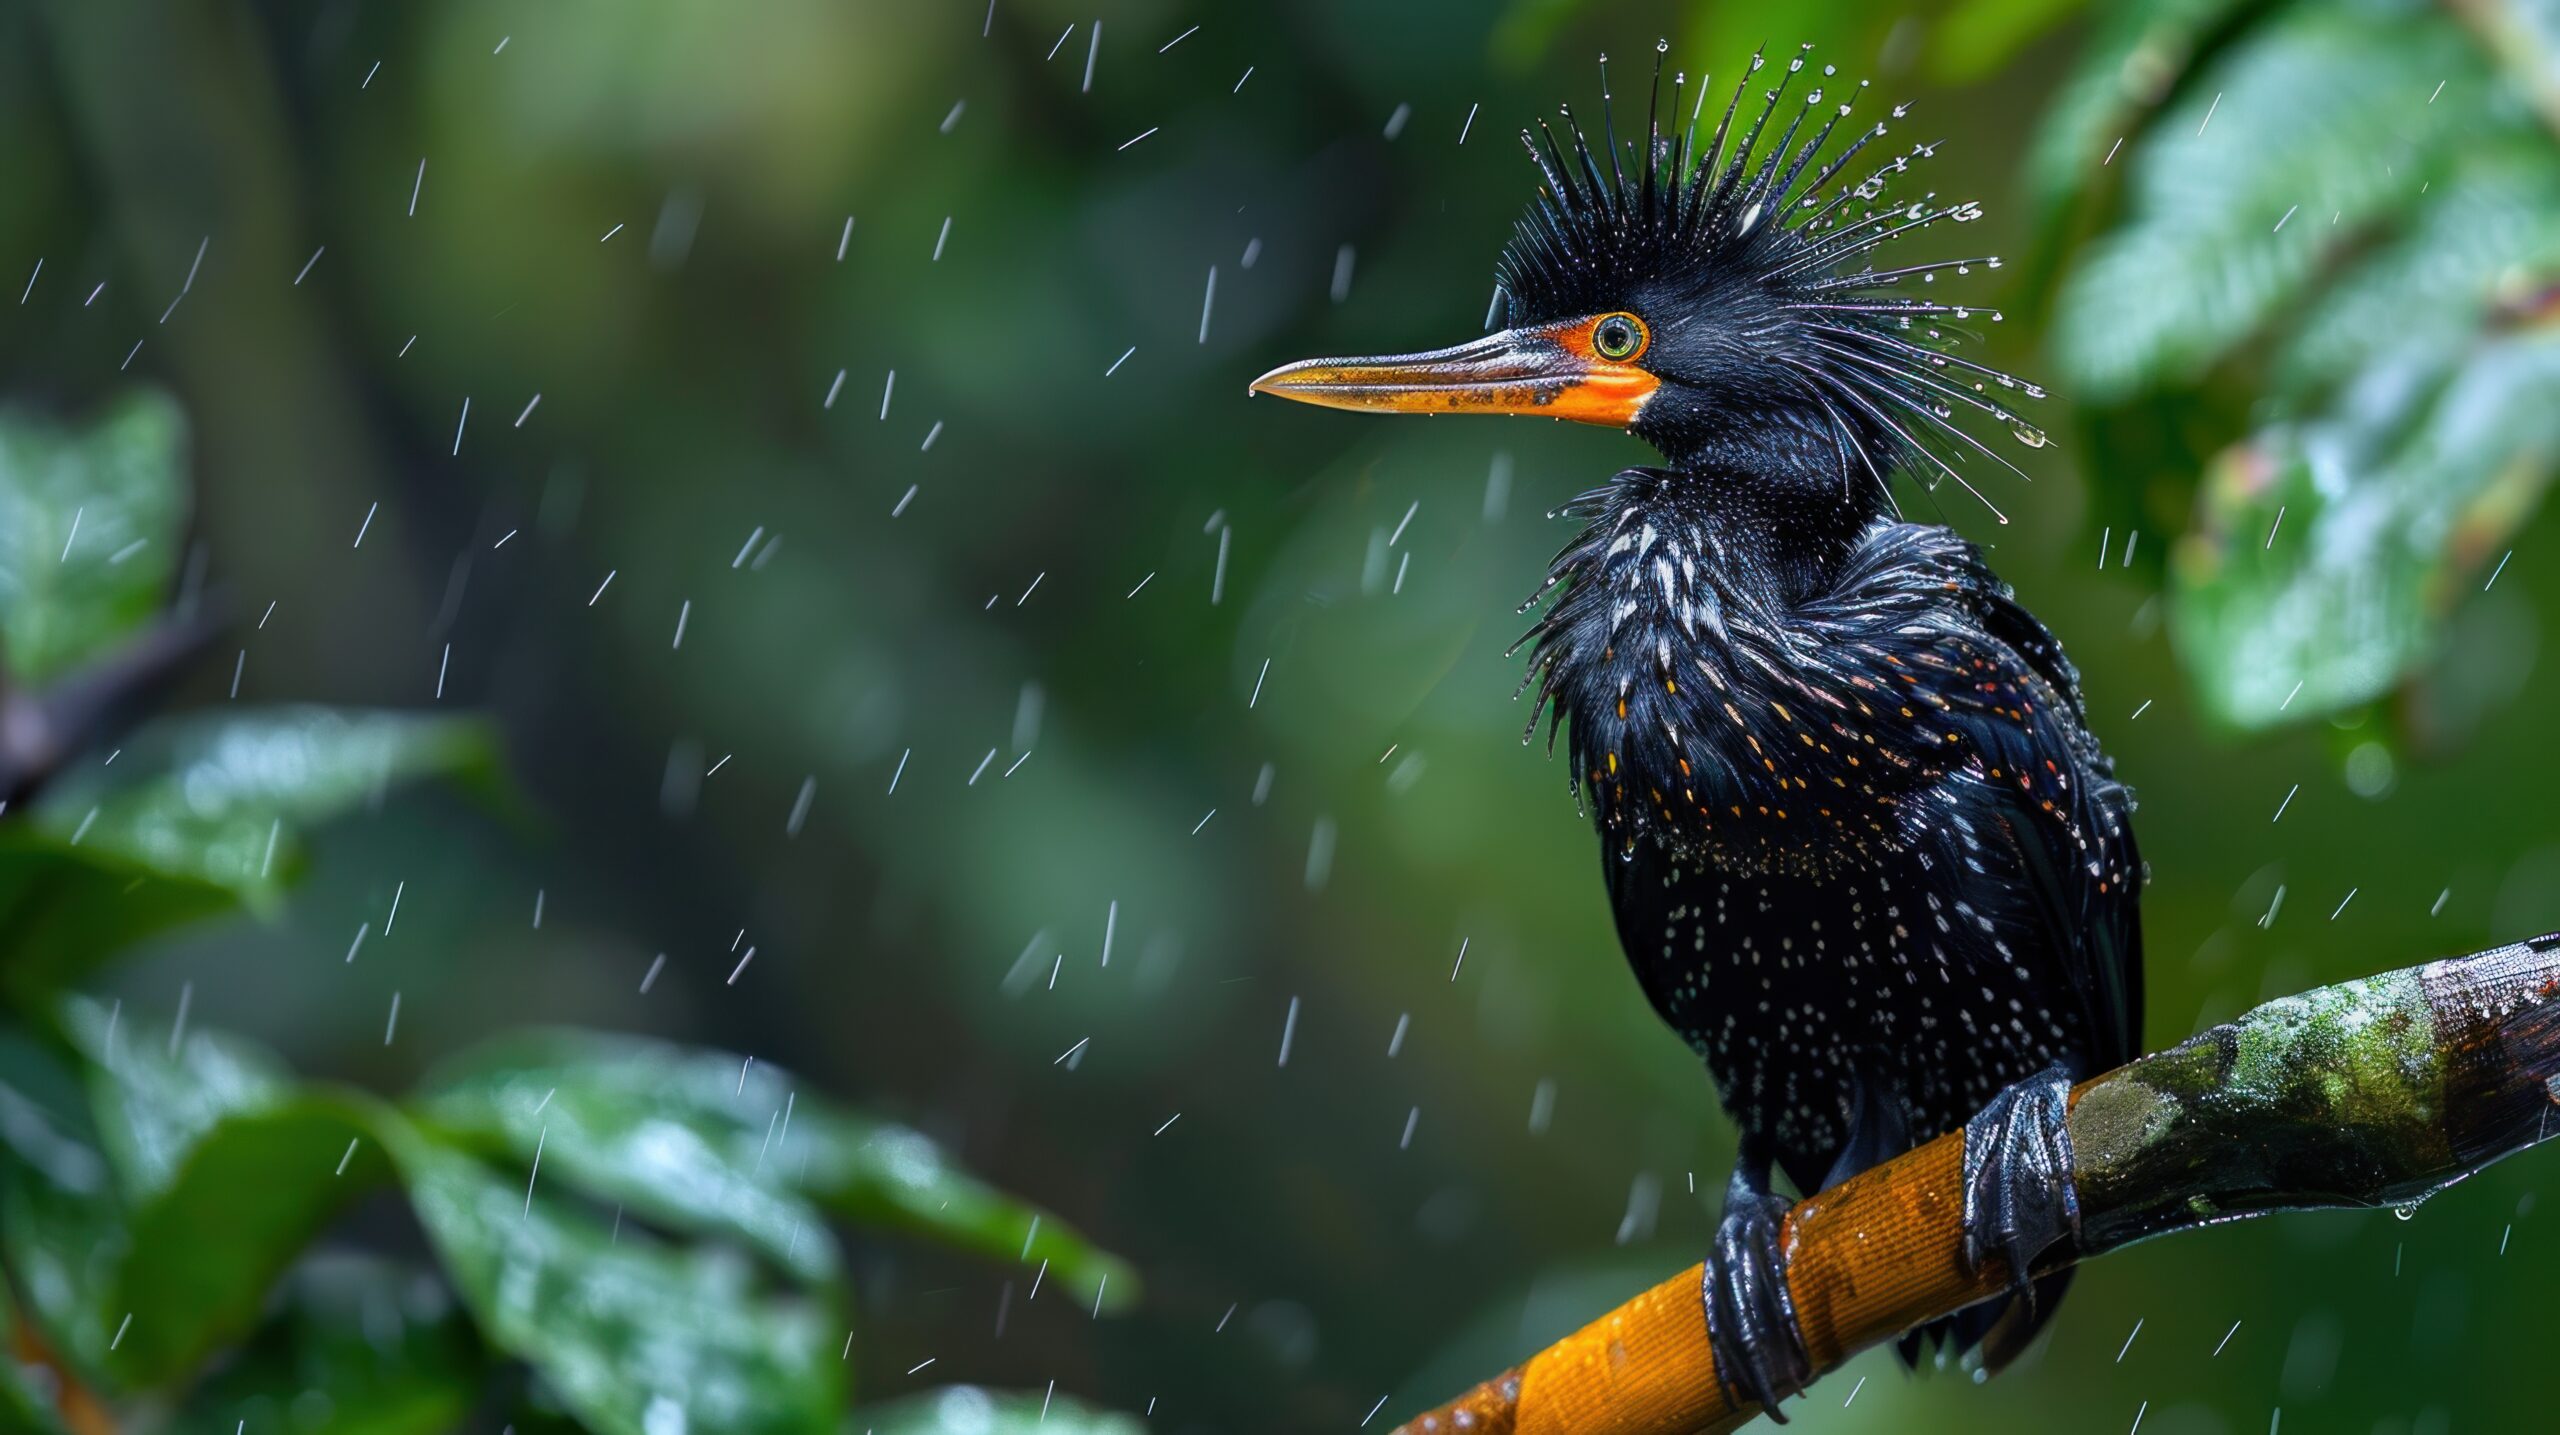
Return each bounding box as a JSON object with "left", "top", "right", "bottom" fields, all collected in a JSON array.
[
  {"left": 0, "top": 828, "right": 237, "bottom": 1006},
  {"left": 2051, "top": 4, "right": 2501, "bottom": 401},
  {"left": 168, "top": 1253, "right": 481, "bottom": 1435},
  {"left": 0, "top": 1034, "right": 124, "bottom": 1386},
  {"left": 0, "top": 393, "right": 187, "bottom": 688},
  {"left": 2039, "top": 0, "right": 2560, "bottom": 729},
  {"left": 106, "top": 1099, "right": 390, "bottom": 1386},
  {"left": 60, "top": 995, "right": 293, "bottom": 1200},
  {"left": 388, "top": 1125, "right": 842, "bottom": 1435},
  {"left": 416, "top": 1032, "right": 841, "bottom": 1285},
  {"left": 29, "top": 706, "right": 502, "bottom": 913},
  {"left": 806, "top": 1101, "right": 1138, "bottom": 1317},
  {"left": 58, "top": 1000, "right": 392, "bottom": 1385},
  {"left": 416, "top": 1029, "right": 1137, "bottom": 1311},
  {"left": 852, "top": 1386, "right": 1147, "bottom": 1435},
  {"left": 2169, "top": 326, "right": 2560, "bottom": 727},
  {"left": 2276, "top": 147, "right": 2560, "bottom": 395}
]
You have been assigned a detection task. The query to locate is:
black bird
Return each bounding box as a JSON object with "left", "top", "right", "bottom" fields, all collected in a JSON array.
[{"left": 1252, "top": 46, "right": 2143, "bottom": 1411}]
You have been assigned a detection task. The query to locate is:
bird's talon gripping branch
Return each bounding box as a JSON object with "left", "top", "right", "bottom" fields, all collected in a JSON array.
[
  {"left": 1393, "top": 938, "right": 2560, "bottom": 1434},
  {"left": 1960, "top": 1062, "right": 2081, "bottom": 1288},
  {"left": 1703, "top": 1184, "right": 1814, "bottom": 1416}
]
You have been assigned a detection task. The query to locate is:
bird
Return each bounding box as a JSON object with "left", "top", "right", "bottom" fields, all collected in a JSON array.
[{"left": 1251, "top": 43, "right": 2144, "bottom": 1414}]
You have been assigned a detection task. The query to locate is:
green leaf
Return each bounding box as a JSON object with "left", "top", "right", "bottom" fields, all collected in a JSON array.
[
  {"left": 415, "top": 1030, "right": 1138, "bottom": 1312},
  {"left": 55, "top": 1000, "right": 393, "bottom": 1386},
  {"left": 0, "top": 1165, "right": 123, "bottom": 1395},
  {"left": 0, "top": 708, "right": 502, "bottom": 1002},
  {"left": 60, "top": 995, "right": 292, "bottom": 1200},
  {"left": 387, "top": 1124, "right": 843, "bottom": 1435},
  {"left": 0, "top": 1031, "right": 124, "bottom": 1391},
  {"left": 2039, "top": 0, "right": 2560, "bottom": 733},
  {"left": 0, "top": 828, "right": 237, "bottom": 1005},
  {"left": 168, "top": 1254, "right": 482, "bottom": 1435},
  {"left": 2276, "top": 146, "right": 2560, "bottom": 396},
  {"left": 415, "top": 1032, "right": 841, "bottom": 1285},
  {"left": 0, "top": 392, "right": 187, "bottom": 688},
  {"left": 850, "top": 1387, "right": 1147, "bottom": 1435},
  {"left": 2168, "top": 325, "right": 2560, "bottom": 727},
  {"left": 2050, "top": 3, "right": 2504, "bottom": 401},
  {"left": 30, "top": 706, "right": 502, "bottom": 911},
  {"left": 808, "top": 1112, "right": 1138, "bottom": 1318},
  {"left": 0, "top": 1058, "right": 124, "bottom": 1386},
  {"left": 107, "top": 1098, "right": 390, "bottom": 1386}
]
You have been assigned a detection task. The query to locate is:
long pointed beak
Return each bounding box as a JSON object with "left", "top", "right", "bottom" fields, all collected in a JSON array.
[{"left": 1249, "top": 319, "right": 1658, "bottom": 428}]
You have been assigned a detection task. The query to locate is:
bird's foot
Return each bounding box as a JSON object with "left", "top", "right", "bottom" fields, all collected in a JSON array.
[
  {"left": 1702, "top": 1187, "right": 1814, "bottom": 1419},
  {"left": 1960, "top": 1063, "right": 2081, "bottom": 1296}
]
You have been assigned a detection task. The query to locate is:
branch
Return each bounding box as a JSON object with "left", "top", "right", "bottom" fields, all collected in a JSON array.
[
  {"left": 1394, "top": 933, "right": 2560, "bottom": 1435},
  {"left": 0, "top": 611, "right": 221, "bottom": 811}
]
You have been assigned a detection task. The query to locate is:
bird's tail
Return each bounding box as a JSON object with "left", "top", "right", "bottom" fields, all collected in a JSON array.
[{"left": 1894, "top": 1266, "right": 2074, "bottom": 1376}]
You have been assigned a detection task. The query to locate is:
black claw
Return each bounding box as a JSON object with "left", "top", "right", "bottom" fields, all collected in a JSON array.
[
  {"left": 1701, "top": 1189, "right": 1814, "bottom": 1416},
  {"left": 1960, "top": 1062, "right": 2081, "bottom": 1293}
]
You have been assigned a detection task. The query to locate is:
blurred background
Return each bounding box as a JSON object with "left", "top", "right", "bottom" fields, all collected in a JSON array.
[{"left": 2, "top": 0, "right": 2555, "bottom": 1430}]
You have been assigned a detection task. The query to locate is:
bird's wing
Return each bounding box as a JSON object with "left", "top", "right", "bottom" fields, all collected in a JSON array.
[
  {"left": 1802, "top": 524, "right": 2147, "bottom": 1071},
  {"left": 1964, "top": 565, "right": 2146, "bottom": 1070}
]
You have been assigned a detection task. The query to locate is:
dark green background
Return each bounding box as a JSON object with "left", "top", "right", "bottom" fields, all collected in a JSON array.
[{"left": 2, "top": 1, "right": 2553, "bottom": 1431}]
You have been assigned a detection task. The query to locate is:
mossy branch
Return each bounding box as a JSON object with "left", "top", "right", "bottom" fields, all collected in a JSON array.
[{"left": 1394, "top": 933, "right": 2560, "bottom": 1435}]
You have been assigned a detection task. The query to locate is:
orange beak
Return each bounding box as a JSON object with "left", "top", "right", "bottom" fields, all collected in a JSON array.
[{"left": 1249, "top": 315, "right": 1659, "bottom": 428}]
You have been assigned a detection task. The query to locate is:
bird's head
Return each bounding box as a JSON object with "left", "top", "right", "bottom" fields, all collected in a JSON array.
[{"left": 1252, "top": 44, "right": 2043, "bottom": 524}]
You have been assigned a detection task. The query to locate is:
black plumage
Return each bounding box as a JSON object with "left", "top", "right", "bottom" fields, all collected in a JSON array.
[{"left": 1255, "top": 42, "right": 2145, "bottom": 1402}]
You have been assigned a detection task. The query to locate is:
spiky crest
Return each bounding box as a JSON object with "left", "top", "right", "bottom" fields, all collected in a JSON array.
[{"left": 1494, "top": 41, "right": 2048, "bottom": 513}]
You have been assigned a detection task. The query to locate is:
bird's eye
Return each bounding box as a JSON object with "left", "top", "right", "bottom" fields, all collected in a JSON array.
[{"left": 1592, "top": 313, "right": 1647, "bottom": 362}]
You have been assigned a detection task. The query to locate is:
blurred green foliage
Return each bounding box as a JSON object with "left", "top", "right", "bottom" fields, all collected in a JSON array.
[
  {"left": 0, "top": 401, "right": 1134, "bottom": 1431},
  {"left": 0, "top": 0, "right": 2553, "bottom": 1432},
  {"left": 2039, "top": 0, "right": 2560, "bottom": 731}
]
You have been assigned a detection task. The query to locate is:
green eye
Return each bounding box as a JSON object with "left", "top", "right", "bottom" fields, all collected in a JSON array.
[{"left": 1593, "top": 313, "right": 1646, "bottom": 361}]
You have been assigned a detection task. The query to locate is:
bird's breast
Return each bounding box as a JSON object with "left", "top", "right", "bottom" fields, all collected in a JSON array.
[{"left": 1522, "top": 509, "right": 1954, "bottom": 875}]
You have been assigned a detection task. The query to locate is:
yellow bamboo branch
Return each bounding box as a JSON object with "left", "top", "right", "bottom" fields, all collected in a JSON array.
[{"left": 1394, "top": 933, "right": 2560, "bottom": 1435}]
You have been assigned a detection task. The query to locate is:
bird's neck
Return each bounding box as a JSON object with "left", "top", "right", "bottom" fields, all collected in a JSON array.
[
  {"left": 1635, "top": 402, "right": 1897, "bottom": 599},
  {"left": 1520, "top": 458, "right": 1898, "bottom": 863},
  {"left": 1600, "top": 456, "right": 1879, "bottom": 610}
]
